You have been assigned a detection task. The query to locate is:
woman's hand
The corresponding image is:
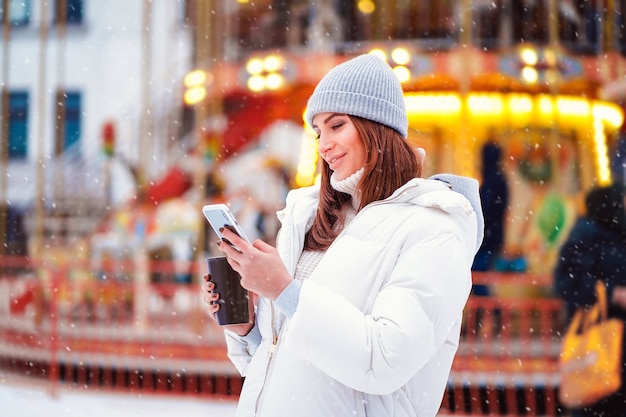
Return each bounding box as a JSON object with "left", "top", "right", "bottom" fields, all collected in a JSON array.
[
  {"left": 201, "top": 273, "right": 256, "bottom": 336},
  {"left": 218, "top": 227, "right": 293, "bottom": 300}
]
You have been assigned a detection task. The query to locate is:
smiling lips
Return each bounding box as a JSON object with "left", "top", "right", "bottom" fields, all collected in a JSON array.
[{"left": 327, "top": 154, "right": 343, "bottom": 165}]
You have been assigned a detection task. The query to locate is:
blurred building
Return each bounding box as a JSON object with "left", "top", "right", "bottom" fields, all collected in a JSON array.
[{"left": 1, "top": 1, "right": 194, "bottom": 257}]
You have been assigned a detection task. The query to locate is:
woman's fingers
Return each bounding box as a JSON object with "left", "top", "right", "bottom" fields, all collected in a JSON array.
[
  {"left": 203, "top": 291, "right": 219, "bottom": 305},
  {"left": 219, "top": 227, "right": 249, "bottom": 257},
  {"left": 202, "top": 274, "right": 220, "bottom": 322},
  {"left": 202, "top": 280, "right": 215, "bottom": 292}
]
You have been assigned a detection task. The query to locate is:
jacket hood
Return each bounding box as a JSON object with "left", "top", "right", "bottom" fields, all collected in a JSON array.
[{"left": 425, "top": 174, "right": 484, "bottom": 252}]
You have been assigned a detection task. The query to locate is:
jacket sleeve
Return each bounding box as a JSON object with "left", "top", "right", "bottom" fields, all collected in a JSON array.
[
  {"left": 224, "top": 324, "right": 262, "bottom": 376},
  {"left": 281, "top": 224, "right": 472, "bottom": 395}
]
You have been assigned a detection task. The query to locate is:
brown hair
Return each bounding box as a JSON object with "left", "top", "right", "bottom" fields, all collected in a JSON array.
[{"left": 304, "top": 116, "right": 422, "bottom": 251}]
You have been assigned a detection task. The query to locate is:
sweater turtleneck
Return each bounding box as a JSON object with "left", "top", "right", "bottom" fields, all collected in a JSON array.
[{"left": 330, "top": 167, "right": 364, "bottom": 210}]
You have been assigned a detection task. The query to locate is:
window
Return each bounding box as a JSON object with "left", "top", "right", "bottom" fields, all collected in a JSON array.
[
  {"left": 0, "top": 0, "right": 31, "bottom": 27},
  {"left": 60, "top": 91, "right": 81, "bottom": 151},
  {"left": 55, "top": 0, "right": 83, "bottom": 25},
  {"left": 66, "top": 0, "right": 82, "bottom": 24},
  {"left": 54, "top": 90, "right": 81, "bottom": 154},
  {"left": 8, "top": 91, "right": 29, "bottom": 159}
]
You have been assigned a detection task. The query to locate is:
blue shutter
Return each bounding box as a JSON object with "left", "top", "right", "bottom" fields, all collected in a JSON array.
[
  {"left": 64, "top": 92, "right": 81, "bottom": 151},
  {"left": 8, "top": 91, "right": 28, "bottom": 159}
]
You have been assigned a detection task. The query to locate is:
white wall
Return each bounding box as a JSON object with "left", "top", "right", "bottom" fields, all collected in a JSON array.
[{"left": 3, "top": 0, "right": 193, "bottom": 204}]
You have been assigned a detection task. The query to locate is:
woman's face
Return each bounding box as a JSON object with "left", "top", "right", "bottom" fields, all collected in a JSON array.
[{"left": 312, "top": 112, "right": 367, "bottom": 181}]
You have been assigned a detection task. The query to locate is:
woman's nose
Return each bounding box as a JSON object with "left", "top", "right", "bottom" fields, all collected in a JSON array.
[{"left": 318, "top": 138, "right": 332, "bottom": 158}]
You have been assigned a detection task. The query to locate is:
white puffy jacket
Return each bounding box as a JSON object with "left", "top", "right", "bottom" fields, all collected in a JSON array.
[{"left": 224, "top": 177, "right": 482, "bottom": 417}]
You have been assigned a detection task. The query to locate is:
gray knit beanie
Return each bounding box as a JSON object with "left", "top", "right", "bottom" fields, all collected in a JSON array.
[{"left": 305, "top": 54, "right": 408, "bottom": 138}]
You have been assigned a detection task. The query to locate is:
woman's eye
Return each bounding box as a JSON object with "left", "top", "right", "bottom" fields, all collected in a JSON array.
[{"left": 331, "top": 122, "right": 344, "bottom": 130}]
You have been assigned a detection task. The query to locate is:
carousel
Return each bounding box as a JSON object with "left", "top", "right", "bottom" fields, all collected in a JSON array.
[{"left": 179, "top": 44, "right": 625, "bottom": 281}]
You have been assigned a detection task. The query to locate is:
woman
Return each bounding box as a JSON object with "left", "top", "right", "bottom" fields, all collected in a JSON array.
[
  {"left": 202, "top": 54, "right": 483, "bottom": 417},
  {"left": 555, "top": 182, "right": 626, "bottom": 417}
]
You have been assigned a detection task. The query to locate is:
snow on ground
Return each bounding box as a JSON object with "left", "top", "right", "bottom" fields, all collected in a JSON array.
[{"left": 1, "top": 375, "right": 238, "bottom": 417}]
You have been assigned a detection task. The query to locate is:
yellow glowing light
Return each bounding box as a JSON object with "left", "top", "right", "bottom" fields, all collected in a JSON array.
[
  {"left": 265, "top": 73, "right": 285, "bottom": 90},
  {"left": 358, "top": 0, "right": 375, "bottom": 14},
  {"left": 246, "top": 58, "right": 264, "bottom": 75},
  {"left": 393, "top": 66, "right": 411, "bottom": 83},
  {"left": 521, "top": 66, "right": 538, "bottom": 84},
  {"left": 183, "top": 86, "right": 206, "bottom": 105},
  {"left": 593, "top": 118, "right": 611, "bottom": 185},
  {"left": 368, "top": 49, "right": 387, "bottom": 62},
  {"left": 594, "top": 102, "right": 624, "bottom": 129},
  {"left": 247, "top": 75, "right": 265, "bottom": 92},
  {"left": 468, "top": 94, "right": 504, "bottom": 116},
  {"left": 557, "top": 97, "right": 590, "bottom": 118},
  {"left": 295, "top": 133, "right": 320, "bottom": 187},
  {"left": 509, "top": 95, "right": 533, "bottom": 114},
  {"left": 520, "top": 48, "right": 538, "bottom": 66},
  {"left": 184, "top": 69, "right": 207, "bottom": 87},
  {"left": 405, "top": 93, "right": 461, "bottom": 114},
  {"left": 264, "top": 55, "right": 283, "bottom": 72},
  {"left": 391, "top": 48, "right": 410, "bottom": 65},
  {"left": 538, "top": 96, "right": 554, "bottom": 116}
]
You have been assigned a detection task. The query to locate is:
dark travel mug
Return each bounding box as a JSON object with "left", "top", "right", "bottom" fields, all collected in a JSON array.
[{"left": 206, "top": 256, "right": 250, "bottom": 325}]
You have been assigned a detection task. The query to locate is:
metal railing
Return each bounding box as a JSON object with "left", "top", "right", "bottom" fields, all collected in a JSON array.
[{"left": 0, "top": 257, "right": 570, "bottom": 414}]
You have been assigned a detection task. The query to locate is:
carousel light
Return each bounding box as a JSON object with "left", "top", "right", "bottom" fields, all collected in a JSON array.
[
  {"left": 593, "top": 102, "right": 624, "bottom": 129},
  {"left": 183, "top": 69, "right": 212, "bottom": 105},
  {"left": 537, "top": 95, "right": 554, "bottom": 117},
  {"left": 593, "top": 117, "right": 612, "bottom": 185},
  {"left": 265, "top": 73, "right": 285, "bottom": 90},
  {"left": 405, "top": 93, "right": 461, "bottom": 114},
  {"left": 520, "top": 47, "right": 538, "bottom": 66},
  {"left": 184, "top": 87, "right": 206, "bottom": 105},
  {"left": 591, "top": 101, "right": 623, "bottom": 185},
  {"left": 468, "top": 94, "right": 504, "bottom": 116},
  {"left": 393, "top": 65, "right": 411, "bottom": 83},
  {"left": 247, "top": 75, "right": 265, "bottom": 92},
  {"left": 521, "top": 66, "right": 538, "bottom": 84},
  {"left": 508, "top": 94, "right": 533, "bottom": 114},
  {"left": 245, "top": 53, "right": 288, "bottom": 92},
  {"left": 264, "top": 55, "right": 284, "bottom": 72},
  {"left": 357, "top": 0, "right": 375, "bottom": 14},
  {"left": 184, "top": 69, "right": 207, "bottom": 87},
  {"left": 246, "top": 58, "right": 264, "bottom": 75},
  {"left": 368, "top": 49, "right": 387, "bottom": 62},
  {"left": 391, "top": 48, "right": 410, "bottom": 65},
  {"left": 557, "top": 97, "right": 590, "bottom": 118}
]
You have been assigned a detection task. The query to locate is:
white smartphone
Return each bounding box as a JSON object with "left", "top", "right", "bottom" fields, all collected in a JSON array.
[{"left": 202, "top": 203, "right": 251, "bottom": 251}]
